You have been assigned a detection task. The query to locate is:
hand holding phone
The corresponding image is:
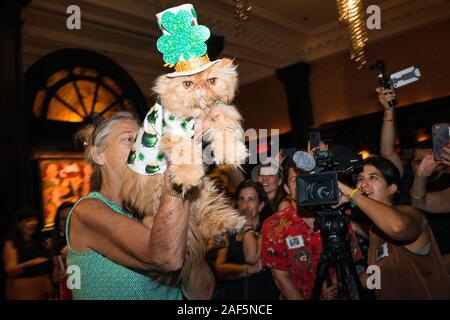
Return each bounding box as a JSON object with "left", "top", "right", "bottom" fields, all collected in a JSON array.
[
  {"left": 432, "top": 123, "right": 450, "bottom": 161},
  {"left": 309, "top": 131, "right": 321, "bottom": 150}
]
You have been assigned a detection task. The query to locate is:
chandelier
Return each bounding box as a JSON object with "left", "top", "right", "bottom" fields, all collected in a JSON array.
[
  {"left": 336, "top": 0, "right": 368, "bottom": 69},
  {"left": 233, "top": 0, "right": 252, "bottom": 35}
]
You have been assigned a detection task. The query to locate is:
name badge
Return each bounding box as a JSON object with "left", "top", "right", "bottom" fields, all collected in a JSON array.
[
  {"left": 376, "top": 242, "right": 389, "bottom": 261},
  {"left": 286, "top": 235, "right": 305, "bottom": 249}
]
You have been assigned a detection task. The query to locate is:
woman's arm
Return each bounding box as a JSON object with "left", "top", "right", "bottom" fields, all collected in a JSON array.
[
  {"left": 181, "top": 260, "right": 215, "bottom": 300},
  {"left": 70, "top": 191, "right": 190, "bottom": 272},
  {"left": 413, "top": 187, "right": 450, "bottom": 213},
  {"left": 271, "top": 269, "right": 304, "bottom": 300},
  {"left": 214, "top": 247, "right": 261, "bottom": 281},
  {"left": 242, "top": 232, "right": 261, "bottom": 265},
  {"left": 410, "top": 153, "right": 450, "bottom": 213},
  {"left": 3, "top": 240, "right": 49, "bottom": 277},
  {"left": 378, "top": 87, "right": 404, "bottom": 176},
  {"left": 339, "top": 183, "right": 424, "bottom": 242}
]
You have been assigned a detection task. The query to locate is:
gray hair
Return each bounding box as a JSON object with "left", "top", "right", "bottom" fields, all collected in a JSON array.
[{"left": 75, "top": 111, "right": 139, "bottom": 191}]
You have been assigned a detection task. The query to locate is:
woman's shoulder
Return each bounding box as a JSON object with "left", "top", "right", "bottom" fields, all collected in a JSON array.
[{"left": 71, "top": 196, "right": 113, "bottom": 222}]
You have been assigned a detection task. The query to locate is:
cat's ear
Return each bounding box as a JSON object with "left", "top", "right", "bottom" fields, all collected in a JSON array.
[
  {"left": 153, "top": 74, "right": 171, "bottom": 96},
  {"left": 215, "top": 57, "right": 235, "bottom": 68}
]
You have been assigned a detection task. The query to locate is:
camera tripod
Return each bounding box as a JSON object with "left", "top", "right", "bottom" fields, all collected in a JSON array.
[{"left": 310, "top": 207, "right": 366, "bottom": 300}]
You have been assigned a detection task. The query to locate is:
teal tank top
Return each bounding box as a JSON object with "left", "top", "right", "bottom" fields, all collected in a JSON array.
[{"left": 66, "top": 192, "right": 182, "bottom": 300}]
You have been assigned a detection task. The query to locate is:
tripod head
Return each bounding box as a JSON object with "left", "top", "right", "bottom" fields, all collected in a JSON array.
[{"left": 314, "top": 205, "right": 352, "bottom": 252}]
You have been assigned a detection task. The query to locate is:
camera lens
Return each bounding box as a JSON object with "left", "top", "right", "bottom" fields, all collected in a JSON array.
[{"left": 308, "top": 181, "right": 334, "bottom": 201}]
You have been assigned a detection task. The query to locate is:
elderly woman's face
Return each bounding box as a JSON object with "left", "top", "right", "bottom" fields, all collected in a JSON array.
[{"left": 101, "top": 120, "right": 139, "bottom": 177}]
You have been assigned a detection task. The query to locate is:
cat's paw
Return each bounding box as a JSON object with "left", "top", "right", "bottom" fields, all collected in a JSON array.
[{"left": 170, "top": 163, "right": 204, "bottom": 187}]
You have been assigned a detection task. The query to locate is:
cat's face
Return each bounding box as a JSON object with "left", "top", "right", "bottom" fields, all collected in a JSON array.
[{"left": 153, "top": 58, "right": 238, "bottom": 118}]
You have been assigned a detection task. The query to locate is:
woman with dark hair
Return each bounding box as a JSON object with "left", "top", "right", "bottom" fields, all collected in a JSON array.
[
  {"left": 251, "top": 163, "right": 290, "bottom": 212},
  {"left": 3, "top": 207, "right": 52, "bottom": 299},
  {"left": 52, "top": 202, "right": 74, "bottom": 256},
  {"left": 50, "top": 202, "right": 74, "bottom": 300},
  {"left": 338, "top": 157, "right": 450, "bottom": 299},
  {"left": 213, "top": 180, "right": 279, "bottom": 300}
]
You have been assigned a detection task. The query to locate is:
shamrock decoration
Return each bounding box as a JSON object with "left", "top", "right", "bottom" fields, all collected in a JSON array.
[{"left": 156, "top": 10, "right": 210, "bottom": 65}]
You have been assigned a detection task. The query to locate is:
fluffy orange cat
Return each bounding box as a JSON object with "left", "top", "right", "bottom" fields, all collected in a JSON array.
[{"left": 122, "top": 58, "right": 247, "bottom": 285}]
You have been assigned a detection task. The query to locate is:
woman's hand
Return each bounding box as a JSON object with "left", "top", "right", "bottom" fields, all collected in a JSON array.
[
  {"left": 416, "top": 152, "right": 440, "bottom": 178},
  {"left": 376, "top": 87, "right": 396, "bottom": 110},
  {"left": 440, "top": 143, "right": 450, "bottom": 166},
  {"left": 332, "top": 181, "right": 353, "bottom": 208},
  {"left": 307, "top": 141, "right": 328, "bottom": 156},
  {"left": 239, "top": 202, "right": 257, "bottom": 227},
  {"left": 247, "top": 260, "right": 262, "bottom": 276},
  {"left": 322, "top": 282, "right": 338, "bottom": 300}
]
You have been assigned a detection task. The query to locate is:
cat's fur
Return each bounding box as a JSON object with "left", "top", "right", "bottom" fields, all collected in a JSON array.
[{"left": 121, "top": 58, "right": 247, "bottom": 285}]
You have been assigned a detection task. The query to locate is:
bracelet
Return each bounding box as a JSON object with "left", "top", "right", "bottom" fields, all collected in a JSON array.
[
  {"left": 162, "top": 186, "right": 184, "bottom": 199},
  {"left": 348, "top": 188, "right": 359, "bottom": 200},
  {"left": 383, "top": 118, "right": 393, "bottom": 122},
  {"left": 410, "top": 192, "right": 425, "bottom": 200},
  {"left": 243, "top": 228, "right": 255, "bottom": 235},
  {"left": 349, "top": 189, "right": 362, "bottom": 203}
]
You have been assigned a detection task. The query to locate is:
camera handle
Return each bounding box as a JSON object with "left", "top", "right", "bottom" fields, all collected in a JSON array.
[{"left": 371, "top": 60, "right": 396, "bottom": 108}]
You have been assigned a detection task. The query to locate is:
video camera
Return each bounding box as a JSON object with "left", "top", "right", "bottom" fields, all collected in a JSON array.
[{"left": 294, "top": 134, "right": 363, "bottom": 206}]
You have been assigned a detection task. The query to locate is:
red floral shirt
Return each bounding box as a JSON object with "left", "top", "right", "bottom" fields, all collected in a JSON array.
[{"left": 261, "top": 205, "right": 361, "bottom": 300}]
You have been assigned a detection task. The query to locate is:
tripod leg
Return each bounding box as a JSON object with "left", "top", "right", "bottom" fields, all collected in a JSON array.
[
  {"left": 342, "top": 254, "right": 366, "bottom": 300},
  {"left": 311, "top": 252, "right": 329, "bottom": 300}
]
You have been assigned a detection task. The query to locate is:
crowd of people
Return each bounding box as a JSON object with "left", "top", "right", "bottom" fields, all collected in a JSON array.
[{"left": 2, "top": 86, "right": 450, "bottom": 300}]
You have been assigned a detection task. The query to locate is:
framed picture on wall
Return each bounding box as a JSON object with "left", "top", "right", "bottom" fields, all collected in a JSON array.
[{"left": 36, "top": 157, "right": 92, "bottom": 228}]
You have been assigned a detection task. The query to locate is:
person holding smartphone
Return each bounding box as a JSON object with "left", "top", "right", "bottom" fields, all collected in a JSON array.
[{"left": 378, "top": 87, "right": 450, "bottom": 271}]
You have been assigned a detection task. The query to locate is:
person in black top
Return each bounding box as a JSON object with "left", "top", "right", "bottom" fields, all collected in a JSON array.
[
  {"left": 49, "top": 202, "right": 74, "bottom": 300},
  {"left": 3, "top": 207, "right": 52, "bottom": 299},
  {"left": 213, "top": 180, "right": 279, "bottom": 300}
]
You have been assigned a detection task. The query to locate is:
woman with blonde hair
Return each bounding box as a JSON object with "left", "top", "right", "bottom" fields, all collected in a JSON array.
[{"left": 66, "top": 112, "right": 215, "bottom": 300}]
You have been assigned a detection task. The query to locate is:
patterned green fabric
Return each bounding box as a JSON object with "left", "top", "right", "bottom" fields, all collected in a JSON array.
[
  {"left": 127, "top": 102, "right": 195, "bottom": 176},
  {"left": 66, "top": 192, "right": 182, "bottom": 300}
]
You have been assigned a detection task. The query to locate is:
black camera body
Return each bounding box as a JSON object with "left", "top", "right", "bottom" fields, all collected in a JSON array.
[{"left": 296, "top": 147, "right": 363, "bottom": 206}]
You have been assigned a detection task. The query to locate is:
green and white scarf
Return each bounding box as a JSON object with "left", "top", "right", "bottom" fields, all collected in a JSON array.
[{"left": 127, "top": 102, "right": 195, "bottom": 175}]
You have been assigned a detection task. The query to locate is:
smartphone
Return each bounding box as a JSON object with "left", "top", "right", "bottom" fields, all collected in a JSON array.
[
  {"left": 432, "top": 123, "right": 449, "bottom": 161},
  {"left": 309, "top": 131, "right": 321, "bottom": 150}
]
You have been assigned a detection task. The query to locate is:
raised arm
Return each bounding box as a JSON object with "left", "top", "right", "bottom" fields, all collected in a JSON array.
[
  {"left": 378, "top": 87, "right": 404, "bottom": 176},
  {"left": 70, "top": 189, "right": 190, "bottom": 273},
  {"left": 411, "top": 150, "right": 450, "bottom": 213}
]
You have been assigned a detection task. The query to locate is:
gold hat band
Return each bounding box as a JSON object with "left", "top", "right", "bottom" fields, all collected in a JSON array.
[{"left": 174, "top": 55, "right": 211, "bottom": 73}]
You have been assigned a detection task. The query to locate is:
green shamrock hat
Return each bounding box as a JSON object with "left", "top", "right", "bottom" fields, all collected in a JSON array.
[{"left": 156, "top": 3, "right": 220, "bottom": 77}]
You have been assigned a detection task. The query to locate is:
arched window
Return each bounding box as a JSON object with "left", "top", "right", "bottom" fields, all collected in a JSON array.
[{"left": 26, "top": 49, "right": 147, "bottom": 125}]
